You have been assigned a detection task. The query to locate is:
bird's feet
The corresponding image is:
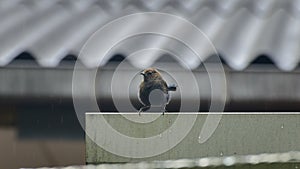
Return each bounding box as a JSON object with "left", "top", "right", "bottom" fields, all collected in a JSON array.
[
  {"left": 161, "top": 106, "right": 168, "bottom": 116},
  {"left": 138, "top": 106, "right": 150, "bottom": 116},
  {"left": 138, "top": 109, "right": 142, "bottom": 116}
]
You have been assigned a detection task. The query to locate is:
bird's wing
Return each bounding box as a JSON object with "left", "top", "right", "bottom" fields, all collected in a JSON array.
[{"left": 159, "top": 79, "right": 168, "bottom": 90}]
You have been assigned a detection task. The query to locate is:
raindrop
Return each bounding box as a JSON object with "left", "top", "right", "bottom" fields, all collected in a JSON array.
[
  {"left": 220, "top": 152, "right": 224, "bottom": 156},
  {"left": 296, "top": 165, "right": 298, "bottom": 169},
  {"left": 281, "top": 124, "right": 284, "bottom": 129},
  {"left": 159, "top": 134, "right": 162, "bottom": 138}
]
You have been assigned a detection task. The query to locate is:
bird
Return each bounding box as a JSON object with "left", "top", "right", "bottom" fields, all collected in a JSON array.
[{"left": 138, "top": 68, "right": 177, "bottom": 115}]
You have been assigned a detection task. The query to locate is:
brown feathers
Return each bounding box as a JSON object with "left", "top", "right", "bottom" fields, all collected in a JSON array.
[{"left": 138, "top": 68, "right": 177, "bottom": 114}]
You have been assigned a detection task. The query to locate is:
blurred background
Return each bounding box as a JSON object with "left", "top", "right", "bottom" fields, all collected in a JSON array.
[{"left": 1, "top": 0, "right": 300, "bottom": 168}]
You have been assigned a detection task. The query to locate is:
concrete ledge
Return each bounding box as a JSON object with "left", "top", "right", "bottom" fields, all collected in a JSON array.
[
  {"left": 31, "top": 152, "right": 300, "bottom": 168},
  {"left": 86, "top": 112, "right": 300, "bottom": 164}
]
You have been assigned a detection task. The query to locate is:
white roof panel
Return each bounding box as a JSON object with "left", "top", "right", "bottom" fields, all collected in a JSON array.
[{"left": 0, "top": 0, "right": 299, "bottom": 71}]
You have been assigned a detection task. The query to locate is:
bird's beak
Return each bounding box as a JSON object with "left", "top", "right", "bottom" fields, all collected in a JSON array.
[{"left": 140, "top": 71, "right": 145, "bottom": 76}]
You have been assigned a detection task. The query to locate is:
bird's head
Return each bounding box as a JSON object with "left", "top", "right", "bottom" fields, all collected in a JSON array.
[{"left": 140, "top": 68, "right": 162, "bottom": 82}]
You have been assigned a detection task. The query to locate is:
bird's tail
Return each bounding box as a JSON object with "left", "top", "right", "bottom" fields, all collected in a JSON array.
[{"left": 168, "top": 84, "right": 177, "bottom": 91}]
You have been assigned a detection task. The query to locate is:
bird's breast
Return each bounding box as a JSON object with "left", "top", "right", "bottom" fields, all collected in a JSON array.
[{"left": 139, "top": 83, "right": 169, "bottom": 106}]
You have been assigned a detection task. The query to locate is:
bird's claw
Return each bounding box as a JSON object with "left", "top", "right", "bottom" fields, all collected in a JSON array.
[
  {"left": 162, "top": 106, "right": 167, "bottom": 116},
  {"left": 138, "top": 106, "right": 150, "bottom": 116}
]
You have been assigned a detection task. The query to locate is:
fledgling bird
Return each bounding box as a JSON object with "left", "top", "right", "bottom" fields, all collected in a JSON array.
[{"left": 138, "top": 68, "right": 177, "bottom": 115}]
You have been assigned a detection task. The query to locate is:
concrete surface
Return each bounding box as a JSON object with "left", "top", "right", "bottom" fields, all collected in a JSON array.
[{"left": 86, "top": 113, "right": 300, "bottom": 163}]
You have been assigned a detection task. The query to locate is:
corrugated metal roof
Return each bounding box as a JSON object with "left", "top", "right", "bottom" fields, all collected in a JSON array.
[{"left": 0, "top": 0, "right": 300, "bottom": 70}]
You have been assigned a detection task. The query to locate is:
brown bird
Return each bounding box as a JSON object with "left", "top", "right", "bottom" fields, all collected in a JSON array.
[{"left": 138, "top": 68, "right": 177, "bottom": 115}]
